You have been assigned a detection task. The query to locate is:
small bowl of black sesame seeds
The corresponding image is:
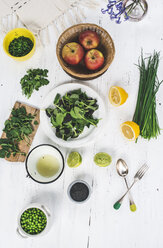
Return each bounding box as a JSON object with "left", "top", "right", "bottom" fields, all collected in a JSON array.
[
  {"left": 67, "top": 180, "right": 91, "bottom": 203},
  {"left": 17, "top": 203, "right": 51, "bottom": 238},
  {"left": 3, "top": 28, "right": 36, "bottom": 61}
]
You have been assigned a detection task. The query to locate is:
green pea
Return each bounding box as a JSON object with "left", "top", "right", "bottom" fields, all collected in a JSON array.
[{"left": 20, "top": 207, "right": 47, "bottom": 235}]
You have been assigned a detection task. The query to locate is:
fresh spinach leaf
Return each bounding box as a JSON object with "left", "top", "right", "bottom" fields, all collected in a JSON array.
[{"left": 56, "top": 113, "right": 64, "bottom": 125}]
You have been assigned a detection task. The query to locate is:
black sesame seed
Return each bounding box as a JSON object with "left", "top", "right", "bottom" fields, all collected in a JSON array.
[{"left": 70, "top": 182, "right": 89, "bottom": 202}]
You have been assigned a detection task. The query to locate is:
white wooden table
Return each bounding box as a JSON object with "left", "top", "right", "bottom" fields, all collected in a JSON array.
[{"left": 0, "top": 0, "right": 163, "bottom": 247}]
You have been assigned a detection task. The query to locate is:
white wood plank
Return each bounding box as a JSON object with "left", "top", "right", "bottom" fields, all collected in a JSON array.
[{"left": 0, "top": 0, "right": 163, "bottom": 247}]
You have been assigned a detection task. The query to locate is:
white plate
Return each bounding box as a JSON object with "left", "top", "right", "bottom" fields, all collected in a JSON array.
[{"left": 40, "top": 82, "right": 107, "bottom": 148}]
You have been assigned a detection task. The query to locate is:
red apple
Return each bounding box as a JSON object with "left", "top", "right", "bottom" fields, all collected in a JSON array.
[
  {"left": 62, "top": 42, "right": 84, "bottom": 65},
  {"left": 79, "top": 30, "right": 100, "bottom": 50},
  {"left": 85, "top": 49, "right": 104, "bottom": 70}
]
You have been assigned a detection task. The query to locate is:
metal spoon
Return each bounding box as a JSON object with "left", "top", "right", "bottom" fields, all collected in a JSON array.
[
  {"left": 114, "top": 163, "right": 148, "bottom": 210},
  {"left": 115, "top": 159, "right": 136, "bottom": 212}
]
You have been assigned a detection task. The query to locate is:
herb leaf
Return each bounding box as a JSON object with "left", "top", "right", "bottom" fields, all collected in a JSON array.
[
  {"left": 0, "top": 106, "right": 37, "bottom": 159},
  {"left": 34, "top": 121, "right": 39, "bottom": 125},
  {"left": 56, "top": 113, "right": 64, "bottom": 125},
  {"left": 54, "top": 94, "right": 61, "bottom": 105},
  {"left": 20, "top": 69, "right": 49, "bottom": 98},
  {"left": 9, "top": 36, "right": 33, "bottom": 57},
  {"left": 0, "top": 149, "right": 6, "bottom": 158}
]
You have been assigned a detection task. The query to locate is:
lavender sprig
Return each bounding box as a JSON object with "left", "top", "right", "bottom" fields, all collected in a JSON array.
[
  {"left": 101, "top": 0, "right": 143, "bottom": 24},
  {"left": 101, "top": 0, "right": 129, "bottom": 24}
]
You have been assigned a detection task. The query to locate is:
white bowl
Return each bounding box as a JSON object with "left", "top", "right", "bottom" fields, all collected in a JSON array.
[
  {"left": 17, "top": 203, "right": 51, "bottom": 238},
  {"left": 67, "top": 180, "right": 91, "bottom": 204},
  {"left": 40, "top": 82, "right": 107, "bottom": 148},
  {"left": 25, "top": 144, "right": 64, "bottom": 184}
]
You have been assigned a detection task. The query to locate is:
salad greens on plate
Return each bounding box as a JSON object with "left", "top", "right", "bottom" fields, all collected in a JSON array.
[{"left": 46, "top": 88, "right": 100, "bottom": 141}]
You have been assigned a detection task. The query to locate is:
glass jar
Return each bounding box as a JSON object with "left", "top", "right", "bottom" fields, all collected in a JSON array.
[{"left": 123, "top": 0, "right": 148, "bottom": 22}]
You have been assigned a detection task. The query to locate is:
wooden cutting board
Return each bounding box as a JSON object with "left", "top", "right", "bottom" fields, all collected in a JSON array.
[{"left": 1, "top": 101, "right": 40, "bottom": 162}]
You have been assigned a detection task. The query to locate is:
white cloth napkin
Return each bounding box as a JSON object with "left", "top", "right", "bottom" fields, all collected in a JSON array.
[
  {"left": 16, "top": 0, "right": 76, "bottom": 33},
  {"left": 0, "top": 0, "right": 98, "bottom": 34}
]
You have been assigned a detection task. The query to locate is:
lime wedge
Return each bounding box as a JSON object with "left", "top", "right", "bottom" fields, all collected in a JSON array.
[
  {"left": 67, "top": 152, "right": 82, "bottom": 168},
  {"left": 94, "top": 152, "right": 112, "bottom": 167}
]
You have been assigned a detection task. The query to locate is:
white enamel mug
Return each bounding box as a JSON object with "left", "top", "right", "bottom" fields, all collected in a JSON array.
[{"left": 25, "top": 144, "right": 65, "bottom": 184}]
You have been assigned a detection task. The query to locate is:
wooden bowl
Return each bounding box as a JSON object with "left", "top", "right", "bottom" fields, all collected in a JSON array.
[{"left": 56, "top": 24, "right": 115, "bottom": 80}]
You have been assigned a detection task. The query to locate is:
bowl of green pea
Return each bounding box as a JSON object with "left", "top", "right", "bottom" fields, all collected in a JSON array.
[{"left": 17, "top": 204, "right": 51, "bottom": 238}]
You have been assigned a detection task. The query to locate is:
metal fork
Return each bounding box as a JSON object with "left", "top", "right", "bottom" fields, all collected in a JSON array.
[{"left": 113, "top": 164, "right": 149, "bottom": 210}]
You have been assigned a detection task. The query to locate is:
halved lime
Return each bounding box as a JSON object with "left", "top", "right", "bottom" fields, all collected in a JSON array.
[
  {"left": 67, "top": 152, "right": 82, "bottom": 168},
  {"left": 94, "top": 152, "right": 112, "bottom": 167}
]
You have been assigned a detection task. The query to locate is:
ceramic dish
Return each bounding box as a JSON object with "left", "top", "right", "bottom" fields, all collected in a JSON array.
[
  {"left": 17, "top": 203, "right": 51, "bottom": 238},
  {"left": 40, "top": 82, "right": 107, "bottom": 148},
  {"left": 67, "top": 180, "right": 91, "bottom": 204}
]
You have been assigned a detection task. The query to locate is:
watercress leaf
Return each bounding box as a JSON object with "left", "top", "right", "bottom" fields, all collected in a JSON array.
[
  {"left": 51, "top": 116, "right": 58, "bottom": 127},
  {"left": 7, "top": 129, "right": 19, "bottom": 139},
  {"left": 20, "top": 69, "right": 49, "bottom": 98},
  {"left": 35, "top": 81, "right": 41, "bottom": 90},
  {"left": 53, "top": 108, "right": 58, "bottom": 116},
  {"left": 63, "top": 113, "right": 72, "bottom": 123},
  {"left": 56, "top": 128, "right": 62, "bottom": 138},
  {"left": 0, "top": 149, "right": 6, "bottom": 158},
  {"left": 46, "top": 108, "right": 53, "bottom": 117},
  {"left": 12, "top": 152, "right": 16, "bottom": 157},
  {"left": 40, "top": 78, "right": 49, "bottom": 85},
  {"left": 0, "top": 138, "right": 9, "bottom": 144},
  {"left": 0, "top": 143, "right": 12, "bottom": 148},
  {"left": 4, "top": 120, "right": 10, "bottom": 126},
  {"left": 54, "top": 94, "right": 61, "bottom": 105},
  {"left": 22, "top": 127, "right": 33, "bottom": 135},
  {"left": 0, "top": 106, "right": 36, "bottom": 159},
  {"left": 70, "top": 94, "right": 79, "bottom": 100},
  {"left": 56, "top": 113, "right": 64, "bottom": 125},
  {"left": 6, "top": 152, "right": 11, "bottom": 158},
  {"left": 70, "top": 109, "right": 78, "bottom": 119},
  {"left": 34, "top": 75, "right": 41, "bottom": 80},
  {"left": 69, "top": 89, "right": 82, "bottom": 95},
  {"left": 34, "top": 121, "right": 39, "bottom": 125},
  {"left": 74, "top": 107, "right": 83, "bottom": 119}
]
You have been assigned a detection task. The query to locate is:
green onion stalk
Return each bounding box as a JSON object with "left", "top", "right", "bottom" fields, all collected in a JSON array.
[{"left": 133, "top": 51, "right": 163, "bottom": 141}]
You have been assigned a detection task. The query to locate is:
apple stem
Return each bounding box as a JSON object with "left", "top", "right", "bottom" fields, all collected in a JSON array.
[
  {"left": 89, "top": 51, "right": 95, "bottom": 59},
  {"left": 65, "top": 44, "right": 74, "bottom": 53}
]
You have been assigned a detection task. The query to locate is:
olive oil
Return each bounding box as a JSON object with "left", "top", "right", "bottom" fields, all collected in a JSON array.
[{"left": 36, "top": 154, "right": 60, "bottom": 178}]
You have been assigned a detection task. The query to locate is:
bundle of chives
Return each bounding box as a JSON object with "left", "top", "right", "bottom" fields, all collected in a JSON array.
[{"left": 133, "top": 51, "right": 162, "bottom": 140}]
